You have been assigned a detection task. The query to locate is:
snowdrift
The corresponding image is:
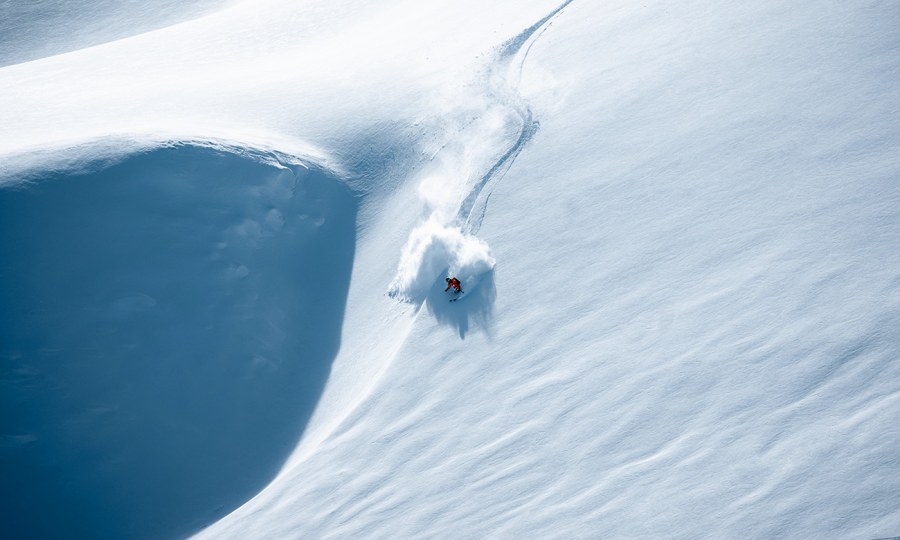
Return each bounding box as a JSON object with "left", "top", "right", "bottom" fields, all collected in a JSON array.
[{"left": 0, "top": 143, "right": 356, "bottom": 539}]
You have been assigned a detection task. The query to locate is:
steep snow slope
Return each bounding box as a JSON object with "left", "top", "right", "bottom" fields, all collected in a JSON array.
[
  {"left": 1, "top": 0, "right": 899, "bottom": 538},
  {"left": 200, "top": 1, "right": 900, "bottom": 538},
  {"left": 0, "top": 1, "right": 573, "bottom": 538}
]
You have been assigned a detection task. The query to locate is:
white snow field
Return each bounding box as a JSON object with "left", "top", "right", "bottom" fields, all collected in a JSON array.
[{"left": 1, "top": 0, "right": 899, "bottom": 539}]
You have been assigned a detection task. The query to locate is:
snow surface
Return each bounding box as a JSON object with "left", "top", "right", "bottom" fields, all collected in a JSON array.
[
  {"left": 2, "top": 0, "right": 899, "bottom": 538},
  {"left": 0, "top": 0, "right": 236, "bottom": 68}
]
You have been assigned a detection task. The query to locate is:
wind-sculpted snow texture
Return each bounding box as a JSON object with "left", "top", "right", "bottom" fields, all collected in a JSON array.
[{"left": 2, "top": 0, "right": 900, "bottom": 539}]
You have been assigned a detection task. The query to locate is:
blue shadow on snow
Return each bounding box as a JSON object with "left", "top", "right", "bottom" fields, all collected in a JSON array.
[{"left": 0, "top": 144, "right": 357, "bottom": 540}]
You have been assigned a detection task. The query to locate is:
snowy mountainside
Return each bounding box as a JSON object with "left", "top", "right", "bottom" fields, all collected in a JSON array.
[
  {"left": 201, "top": 1, "right": 900, "bottom": 538},
  {"left": 1, "top": 0, "right": 899, "bottom": 539}
]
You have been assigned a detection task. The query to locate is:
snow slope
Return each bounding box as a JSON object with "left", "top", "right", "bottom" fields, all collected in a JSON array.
[
  {"left": 2, "top": 0, "right": 899, "bottom": 538},
  {"left": 0, "top": 0, "right": 235, "bottom": 68}
]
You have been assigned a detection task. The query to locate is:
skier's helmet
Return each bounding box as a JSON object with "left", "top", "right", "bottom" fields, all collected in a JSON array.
[{"left": 446, "top": 277, "right": 451, "bottom": 282}]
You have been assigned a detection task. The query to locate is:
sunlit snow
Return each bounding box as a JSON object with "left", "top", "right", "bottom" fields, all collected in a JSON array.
[{"left": 1, "top": 1, "right": 899, "bottom": 539}]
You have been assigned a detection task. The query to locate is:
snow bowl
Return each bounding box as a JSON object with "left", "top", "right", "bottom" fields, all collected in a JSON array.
[{"left": 0, "top": 142, "right": 357, "bottom": 539}]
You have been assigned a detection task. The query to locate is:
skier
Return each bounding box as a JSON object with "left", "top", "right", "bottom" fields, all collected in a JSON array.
[{"left": 445, "top": 277, "right": 463, "bottom": 295}]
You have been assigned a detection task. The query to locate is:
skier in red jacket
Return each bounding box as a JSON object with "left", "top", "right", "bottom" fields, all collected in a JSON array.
[{"left": 445, "top": 277, "right": 463, "bottom": 295}]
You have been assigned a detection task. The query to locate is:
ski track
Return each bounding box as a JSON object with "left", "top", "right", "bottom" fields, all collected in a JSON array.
[
  {"left": 281, "top": 2, "right": 573, "bottom": 476},
  {"left": 457, "top": 0, "right": 574, "bottom": 234},
  {"left": 238, "top": 3, "right": 574, "bottom": 513}
]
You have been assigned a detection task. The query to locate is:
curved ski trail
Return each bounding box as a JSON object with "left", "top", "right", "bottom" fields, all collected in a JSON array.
[
  {"left": 291, "top": 0, "right": 575, "bottom": 478},
  {"left": 458, "top": 0, "right": 574, "bottom": 234}
]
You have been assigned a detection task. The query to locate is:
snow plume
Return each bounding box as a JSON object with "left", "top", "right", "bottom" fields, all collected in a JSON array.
[
  {"left": 387, "top": 215, "right": 495, "bottom": 304},
  {"left": 385, "top": 82, "right": 513, "bottom": 305},
  {"left": 387, "top": 167, "right": 493, "bottom": 303},
  {"left": 386, "top": 0, "right": 562, "bottom": 307}
]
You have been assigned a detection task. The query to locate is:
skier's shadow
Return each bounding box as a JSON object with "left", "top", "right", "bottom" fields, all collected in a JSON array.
[{"left": 425, "top": 270, "right": 497, "bottom": 339}]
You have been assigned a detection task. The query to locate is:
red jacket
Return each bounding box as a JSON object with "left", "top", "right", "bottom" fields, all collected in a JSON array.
[{"left": 445, "top": 278, "right": 461, "bottom": 292}]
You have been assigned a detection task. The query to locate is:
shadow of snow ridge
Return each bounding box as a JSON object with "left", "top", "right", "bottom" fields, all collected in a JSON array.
[{"left": 0, "top": 143, "right": 357, "bottom": 540}]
